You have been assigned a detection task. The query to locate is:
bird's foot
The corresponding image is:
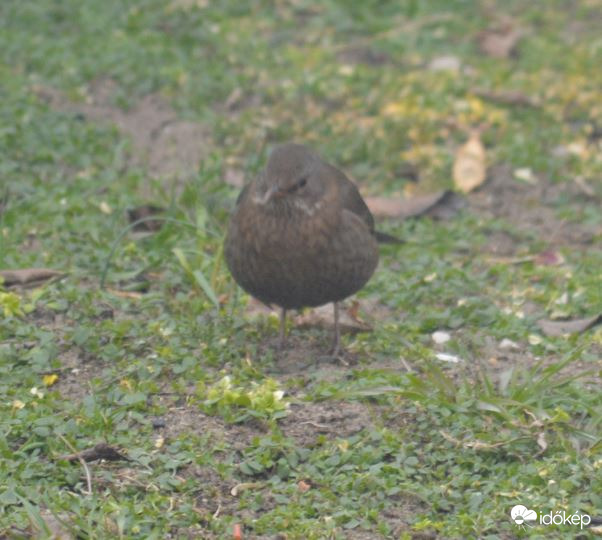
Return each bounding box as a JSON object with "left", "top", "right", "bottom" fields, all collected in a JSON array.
[
  {"left": 313, "top": 344, "right": 349, "bottom": 366},
  {"left": 330, "top": 343, "right": 349, "bottom": 365}
]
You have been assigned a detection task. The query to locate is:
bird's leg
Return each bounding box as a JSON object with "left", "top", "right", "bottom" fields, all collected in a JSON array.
[
  {"left": 331, "top": 302, "right": 341, "bottom": 358},
  {"left": 278, "top": 308, "right": 287, "bottom": 349}
]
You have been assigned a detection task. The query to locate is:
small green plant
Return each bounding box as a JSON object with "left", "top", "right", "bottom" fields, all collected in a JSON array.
[
  {"left": 0, "top": 291, "right": 23, "bottom": 318},
  {"left": 200, "top": 375, "right": 289, "bottom": 423}
]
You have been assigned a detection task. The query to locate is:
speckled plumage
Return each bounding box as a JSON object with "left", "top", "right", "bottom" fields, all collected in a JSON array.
[{"left": 225, "top": 143, "right": 390, "bottom": 355}]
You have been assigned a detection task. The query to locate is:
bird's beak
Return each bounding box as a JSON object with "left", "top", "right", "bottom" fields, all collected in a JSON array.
[{"left": 261, "top": 184, "right": 286, "bottom": 203}]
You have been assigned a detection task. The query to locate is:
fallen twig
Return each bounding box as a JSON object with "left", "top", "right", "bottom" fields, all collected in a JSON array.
[{"left": 59, "top": 436, "right": 93, "bottom": 495}]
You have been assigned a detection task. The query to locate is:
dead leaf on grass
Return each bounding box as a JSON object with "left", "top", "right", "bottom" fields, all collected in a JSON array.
[
  {"left": 365, "top": 190, "right": 460, "bottom": 219},
  {"left": 43, "top": 374, "right": 59, "bottom": 387},
  {"left": 0, "top": 268, "right": 64, "bottom": 287},
  {"left": 107, "top": 288, "right": 144, "bottom": 299},
  {"left": 453, "top": 131, "right": 487, "bottom": 193},
  {"left": 472, "top": 88, "right": 539, "bottom": 108},
  {"left": 477, "top": 20, "right": 525, "bottom": 59},
  {"left": 534, "top": 249, "right": 565, "bottom": 266},
  {"left": 537, "top": 314, "right": 602, "bottom": 337},
  {"left": 297, "top": 480, "right": 311, "bottom": 492}
]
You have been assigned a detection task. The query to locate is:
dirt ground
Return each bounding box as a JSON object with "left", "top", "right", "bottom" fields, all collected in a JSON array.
[{"left": 27, "top": 79, "right": 600, "bottom": 538}]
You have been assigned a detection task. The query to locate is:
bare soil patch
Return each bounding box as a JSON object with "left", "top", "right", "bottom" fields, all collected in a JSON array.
[
  {"left": 281, "top": 400, "right": 374, "bottom": 447},
  {"left": 470, "top": 163, "right": 600, "bottom": 247},
  {"left": 33, "top": 78, "right": 211, "bottom": 182}
]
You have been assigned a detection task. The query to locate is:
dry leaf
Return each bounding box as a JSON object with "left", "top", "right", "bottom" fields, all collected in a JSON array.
[
  {"left": 43, "top": 374, "right": 59, "bottom": 387},
  {"left": 297, "top": 480, "right": 311, "bottom": 493},
  {"left": 534, "top": 250, "right": 565, "bottom": 266},
  {"left": 0, "top": 268, "right": 63, "bottom": 286},
  {"left": 365, "top": 190, "right": 459, "bottom": 219},
  {"left": 537, "top": 314, "right": 602, "bottom": 337},
  {"left": 453, "top": 132, "right": 487, "bottom": 193},
  {"left": 477, "top": 22, "right": 524, "bottom": 59},
  {"left": 107, "top": 288, "right": 143, "bottom": 299},
  {"left": 472, "top": 88, "right": 539, "bottom": 108}
]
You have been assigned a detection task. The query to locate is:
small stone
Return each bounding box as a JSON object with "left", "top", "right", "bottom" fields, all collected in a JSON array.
[
  {"left": 435, "top": 352, "right": 462, "bottom": 363},
  {"left": 432, "top": 331, "right": 451, "bottom": 344},
  {"left": 499, "top": 338, "right": 519, "bottom": 350}
]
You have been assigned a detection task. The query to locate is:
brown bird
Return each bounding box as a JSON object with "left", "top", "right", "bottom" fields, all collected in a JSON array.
[{"left": 224, "top": 143, "right": 398, "bottom": 357}]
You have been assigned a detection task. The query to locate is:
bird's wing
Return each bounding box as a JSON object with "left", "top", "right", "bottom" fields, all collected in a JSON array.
[
  {"left": 234, "top": 181, "right": 251, "bottom": 206},
  {"left": 323, "top": 163, "right": 375, "bottom": 233}
]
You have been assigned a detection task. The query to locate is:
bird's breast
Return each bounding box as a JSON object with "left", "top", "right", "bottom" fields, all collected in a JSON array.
[{"left": 225, "top": 198, "right": 378, "bottom": 309}]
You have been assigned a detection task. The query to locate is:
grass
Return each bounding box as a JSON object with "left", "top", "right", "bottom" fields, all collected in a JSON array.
[{"left": 1, "top": 0, "right": 601, "bottom": 538}]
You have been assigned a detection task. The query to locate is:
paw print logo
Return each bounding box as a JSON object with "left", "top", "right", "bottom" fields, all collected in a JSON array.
[{"left": 511, "top": 505, "right": 537, "bottom": 528}]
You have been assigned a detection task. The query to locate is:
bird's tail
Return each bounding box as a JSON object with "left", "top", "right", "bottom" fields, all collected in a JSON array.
[{"left": 374, "top": 230, "right": 403, "bottom": 244}]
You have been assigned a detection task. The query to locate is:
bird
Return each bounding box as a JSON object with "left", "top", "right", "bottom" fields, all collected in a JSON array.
[{"left": 224, "top": 143, "right": 398, "bottom": 357}]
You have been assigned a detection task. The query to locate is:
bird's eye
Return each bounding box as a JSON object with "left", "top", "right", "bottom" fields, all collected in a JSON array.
[{"left": 287, "top": 177, "right": 308, "bottom": 193}]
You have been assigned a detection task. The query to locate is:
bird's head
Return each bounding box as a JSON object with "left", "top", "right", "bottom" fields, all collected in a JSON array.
[{"left": 254, "top": 143, "right": 326, "bottom": 214}]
